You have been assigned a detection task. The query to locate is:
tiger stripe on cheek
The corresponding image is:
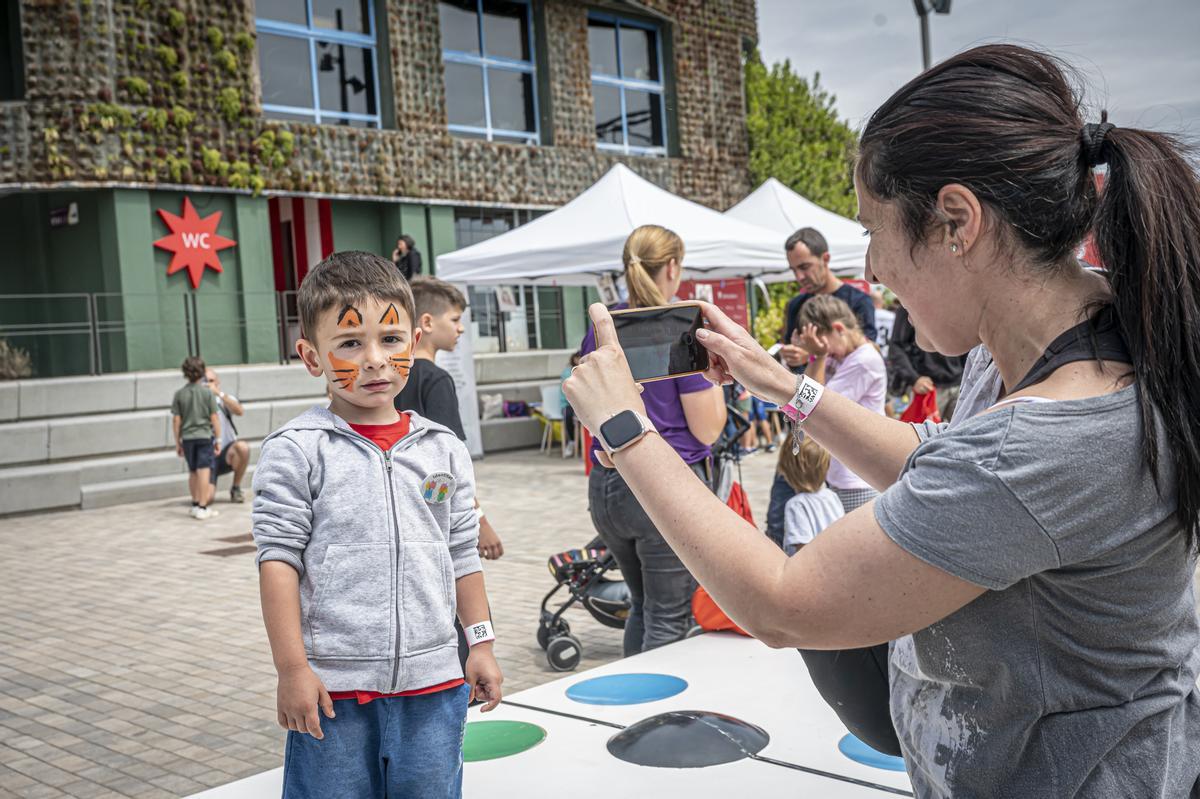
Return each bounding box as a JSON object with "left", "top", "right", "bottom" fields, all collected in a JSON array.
[
  {"left": 337, "top": 305, "right": 363, "bottom": 328},
  {"left": 379, "top": 303, "right": 400, "bottom": 326},
  {"left": 389, "top": 343, "right": 413, "bottom": 378},
  {"left": 328, "top": 352, "right": 360, "bottom": 390}
]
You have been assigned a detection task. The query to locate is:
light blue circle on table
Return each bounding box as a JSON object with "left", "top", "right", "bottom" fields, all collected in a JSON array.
[
  {"left": 566, "top": 673, "right": 688, "bottom": 705},
  {"left": 838, "top": 733, "right": 907, "bottom": 772}
]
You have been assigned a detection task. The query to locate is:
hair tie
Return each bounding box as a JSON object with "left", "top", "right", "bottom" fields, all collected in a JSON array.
[
  {"left": 627, "top": 254, "right": 642, "bottom": 268},
  {"left": 1081, "top": 110, "right": 1115, "bottom": 168}
]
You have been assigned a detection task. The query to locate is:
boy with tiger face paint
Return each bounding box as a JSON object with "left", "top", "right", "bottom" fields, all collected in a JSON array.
[{"left": 254, "top": 251, "right": 502, "bottom": 798}]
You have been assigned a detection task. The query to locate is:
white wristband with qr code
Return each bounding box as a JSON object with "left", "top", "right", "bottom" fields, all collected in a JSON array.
[{"left": 466, "top": 620, "right": 495, "bottom": 647}]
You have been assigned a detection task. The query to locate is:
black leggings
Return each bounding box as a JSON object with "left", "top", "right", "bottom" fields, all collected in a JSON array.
[{"left": 799, "top": 643, "right": 902, "bottom": 757}]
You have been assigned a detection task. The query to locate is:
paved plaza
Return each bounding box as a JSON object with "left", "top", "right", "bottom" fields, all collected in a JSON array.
[{"left": 0, "top": 449, "right": 777, "bottom": 798}]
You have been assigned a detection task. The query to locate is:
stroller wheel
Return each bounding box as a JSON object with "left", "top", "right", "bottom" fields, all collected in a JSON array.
[
  {"left": 536, "top": 615, "right": 571, "bottom": 651},
  {"left": 546, "top": 634, "right": 583, "bottom": 672}
]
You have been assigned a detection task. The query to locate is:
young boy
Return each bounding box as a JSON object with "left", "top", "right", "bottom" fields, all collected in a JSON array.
[
  {"left": 171, "top": 355, "right": 221, "bottom": 520},
  {"left": 776, "top": 435, "right": 844, "bottom": 556},
  {"left": 252, "top": 252, "right": 502, "bottom": 798},
  {"left": 395, "top": 277, "right": 504, "bottom": 560}
]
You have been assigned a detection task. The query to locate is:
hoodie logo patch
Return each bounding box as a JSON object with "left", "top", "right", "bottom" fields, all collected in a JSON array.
[{"left": 421, "top": 471, "right": 456, "bottom": 504}]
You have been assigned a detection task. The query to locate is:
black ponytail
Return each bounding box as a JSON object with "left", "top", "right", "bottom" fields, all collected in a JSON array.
[
  {"left": 1092, "top": 128, "right": 1200, "bottom": 547},
  {"left": 859, "top": 44, "right": 1200, "bottom": 548}
]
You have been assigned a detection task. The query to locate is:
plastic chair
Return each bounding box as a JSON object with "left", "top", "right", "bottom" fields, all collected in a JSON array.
[{"left": 538, "top": 384, "right": 568, "bottom": 457}]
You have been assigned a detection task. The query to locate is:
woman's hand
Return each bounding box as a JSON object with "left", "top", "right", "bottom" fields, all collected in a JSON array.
[
  {"left": 694, "top": 302, "right": 795, "bottom": 405},
  {"left": 562, "top": 304, "right": 647, "bottom": 435},
  {"left": 797, "top": 323, "right": 829, "bottom": 358}
]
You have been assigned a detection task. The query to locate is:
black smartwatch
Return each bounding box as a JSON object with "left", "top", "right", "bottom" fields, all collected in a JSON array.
[{"left": 597, "top": 410, "right": 656, "bottom": 454}]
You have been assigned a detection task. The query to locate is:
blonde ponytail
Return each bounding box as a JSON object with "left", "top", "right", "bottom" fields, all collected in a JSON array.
[{"left": 622, "top": 224, "right": 684, "bottom": 308}]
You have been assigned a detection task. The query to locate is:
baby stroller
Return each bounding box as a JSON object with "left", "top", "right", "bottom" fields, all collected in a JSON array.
[{"left": 536, "top": 538, "right": 630, "bottom": 671}]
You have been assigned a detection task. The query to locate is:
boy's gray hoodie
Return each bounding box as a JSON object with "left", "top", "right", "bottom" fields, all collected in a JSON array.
[{"left": 251, "top": 406, "right": 481, "bottom": 693}]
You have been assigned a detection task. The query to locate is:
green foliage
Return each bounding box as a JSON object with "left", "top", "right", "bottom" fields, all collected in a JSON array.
[
  {"left": 215, "top": 48, "right": 238, "bottom": 75},
  {"left": 216, "top": 87, "right": 242, "bottom": 122},
  {"left": 143, "top": 107, "right": 168, "bottom": 133},
  {"left": 744, "top": 49, "right": 858, "bottom": 219},
  {"left": 170, "top": 70, "right": 189, "bottom": 91},
  {"left": 88, "top": 103, "right": 135, "bottom": 129},
  {"left": 753, "top": 283, "right": 802, "bottom": 348},
  {"left": 201, "top": 147, "right": 222, "bottom": 173},
  {"left": 277, "top": 130, "right": 295, "bottom": 155},
  {"left": 123, "top": 76, "right": 150, "bottom": 97},
  {"left": 167, "top": 9, "right": 185, "bottom": 31},
  {"left": 154, "top": 44, "right": 178, "bottom": 68},
  {"left": 233, "top": 32, "right": 254, "bottom": 52},
  {"left": 206, "top": 26, "right": 224, "bottom": 50},
  {"left": 170, "top": 106, "right": 194, "bottom": 129}
]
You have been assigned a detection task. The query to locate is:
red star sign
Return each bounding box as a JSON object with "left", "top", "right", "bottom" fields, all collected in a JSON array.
[{"left": 153, "top": 197, "right": 237, "bottom": 289}]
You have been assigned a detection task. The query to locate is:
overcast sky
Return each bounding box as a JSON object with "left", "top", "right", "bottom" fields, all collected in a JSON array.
[{"left": 756, "top": 0, "right": 1200, "bottom": 138}]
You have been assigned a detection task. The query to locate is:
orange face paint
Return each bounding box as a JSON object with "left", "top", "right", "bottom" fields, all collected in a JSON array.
[
  {"left": 389, "top": 343, "right": 413, "bottom": 379},
  {"left": 328, "top": 352, "right": 360, "bottom": 391},
  {"left": 337, "top": 305, "right": 363, "bottom": 328},
  {"left": 379, "top": 303, "right": 400, "bottom": 326}
]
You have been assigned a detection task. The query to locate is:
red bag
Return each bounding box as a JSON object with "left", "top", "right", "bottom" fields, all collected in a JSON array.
[
  {"left": 691, "top": 481, "right": 756, "bottom": 637},
  {"left": 900, "top": 388, "right": 941, "bottom": 424}
]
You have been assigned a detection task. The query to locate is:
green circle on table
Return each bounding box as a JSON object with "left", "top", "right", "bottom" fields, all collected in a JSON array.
[{"left": 463, "top": 720, "right": 547, "bottom": 762}]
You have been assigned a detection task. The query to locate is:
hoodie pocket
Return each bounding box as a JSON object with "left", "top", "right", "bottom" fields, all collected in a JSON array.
[
  {"left": 401, "top": 541, "right": 456, "bottom": 655},
  {"left": 310, "top": 543, "right": 394, "bottom": 659}
]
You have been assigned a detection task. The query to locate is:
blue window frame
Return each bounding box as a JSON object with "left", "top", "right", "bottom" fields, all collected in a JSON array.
[
  {"left": 255, "top": 0, "right": 383, "bottom": 128},
  {"left": 588, "top": 13, "right": 667, "bottom": 157},
  {"left": 439, "top": 0, "right": 540, "bottom": 145}
]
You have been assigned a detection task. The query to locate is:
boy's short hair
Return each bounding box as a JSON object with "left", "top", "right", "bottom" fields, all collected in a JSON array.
[
  {"left": 298, "top": 251, "right": 416, "bottom": 342},
  {"left": 181, "top": 355, "right": 206, "bottom": 382},
  {"left": 776, "top": 435, "right": 831, "bottom": 494},
  {"left": 410, "top": 276, "right": 467, "bottom": 319}
]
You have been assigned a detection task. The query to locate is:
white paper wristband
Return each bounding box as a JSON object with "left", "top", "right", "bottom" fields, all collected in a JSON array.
[{"left": 466, "top": 620, "right": 495, "bottom": 647}]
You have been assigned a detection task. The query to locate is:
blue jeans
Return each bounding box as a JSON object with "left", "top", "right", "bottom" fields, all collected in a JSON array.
[
  {"left": 282, "top": 683, "right": 469, "bottom": 798},
  {"left": 588, "top": 463, "right": 702, "bottom": 657},
  {"left": 765, "top": 472, "right": 795, "bottom": 549}
]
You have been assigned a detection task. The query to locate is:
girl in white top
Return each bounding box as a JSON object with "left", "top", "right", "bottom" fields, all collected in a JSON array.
[{"left": 796, "top": 295, "right": 887, "bottom": 512}]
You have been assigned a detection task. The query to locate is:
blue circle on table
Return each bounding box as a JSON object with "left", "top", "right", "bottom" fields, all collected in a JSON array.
[
  {"left": 838, "top": 733, "right": 907, "bottom": 772},
  {"left": 566, "top": 673, "right": 688, "bottom": 705}
]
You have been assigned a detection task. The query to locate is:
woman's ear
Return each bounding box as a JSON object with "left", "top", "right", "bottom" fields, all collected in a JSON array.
[
  {"left": 936, "top": 183, "right": 984, "bottom": 252},
  {"left": 667, "top": 258, "right": 681, "bottom": 282}
]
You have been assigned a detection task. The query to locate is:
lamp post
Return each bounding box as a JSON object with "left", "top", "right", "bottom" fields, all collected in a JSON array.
[{"left": 913, "top": 0, "right": 952, "bottom": 71}]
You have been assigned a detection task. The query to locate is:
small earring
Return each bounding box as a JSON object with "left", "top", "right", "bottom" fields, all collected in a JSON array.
[{"left": 950, "top": 243, "right": 959, "bottom": 253}]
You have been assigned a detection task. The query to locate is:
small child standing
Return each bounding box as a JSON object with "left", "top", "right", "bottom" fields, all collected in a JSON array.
[
  {"left": 253, "top": 252, "right": 502, "bottom": 798},
  {"left": 171, "top": 355, "right": 221, "bottom": 520},
  {"left": 776, "top": 436, "right": 844, "bottom": 555}
]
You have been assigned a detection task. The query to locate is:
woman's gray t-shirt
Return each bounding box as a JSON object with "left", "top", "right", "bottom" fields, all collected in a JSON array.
[{"left": 876, "top": 348, "right": 1200, "bottom": 797}]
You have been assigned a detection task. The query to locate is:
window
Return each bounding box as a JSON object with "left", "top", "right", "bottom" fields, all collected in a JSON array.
[
  {"left": 588, "top": 14, "right": 666, "bottom": 156},
  {"left": 439, "top": 0, "right": 539, "bottom": 144},
  {"left": 255, "top": 0, "right": 382, "bottom": 127},
  {"left": 0, "top": 2, "right": 23, "bottom": 101}
]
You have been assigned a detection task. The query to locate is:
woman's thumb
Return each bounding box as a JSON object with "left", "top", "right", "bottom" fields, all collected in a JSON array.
[
  {"left": 695, "top": 327, "right": 735, "bottom": 360},
  {"left": 319, "top": 687, "right": 335, "bottom": 718}
]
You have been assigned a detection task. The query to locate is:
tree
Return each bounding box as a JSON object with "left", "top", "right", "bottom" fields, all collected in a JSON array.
[
  {"left": 744, "top": 50, "right": 858, "bottom": 345},
  {"left": 744, "top": 49, "right": 858, "bottom": 217}
]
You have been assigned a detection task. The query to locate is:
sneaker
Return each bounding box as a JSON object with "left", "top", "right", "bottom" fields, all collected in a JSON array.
[
  {"left": 765, "top": 443, "right": 778, "bottom": 453},
  {"left": 189, "top": 505, "right": 201, "bottom": 519},
  {"left": 230, "top": 486, "right": 245, "bottom": 503},
  {"left": 194, "top": 506, "right": 220, "bottom": 520}
]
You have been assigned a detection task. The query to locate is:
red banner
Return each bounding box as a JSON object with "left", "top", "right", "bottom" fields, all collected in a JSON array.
[{"left": 677, "top": 279, "right": 749, "bottom": 330}]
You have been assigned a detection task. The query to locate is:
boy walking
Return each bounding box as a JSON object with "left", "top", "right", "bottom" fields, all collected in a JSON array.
[
  {"left": 171, "top": 356, "right": 221, "bottom": 520},
  {"left": 252, "top": 252, "right": 502, "bottom": 798}
]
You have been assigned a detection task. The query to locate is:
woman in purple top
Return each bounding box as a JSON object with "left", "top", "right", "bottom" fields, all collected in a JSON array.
[{"left": 581, "top": 224, "right": 726, "bottom": 656}]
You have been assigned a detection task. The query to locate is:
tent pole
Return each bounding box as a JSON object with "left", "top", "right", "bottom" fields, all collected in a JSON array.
[{"left": 745, "top": 274, "right": 755, "bottom": 334}]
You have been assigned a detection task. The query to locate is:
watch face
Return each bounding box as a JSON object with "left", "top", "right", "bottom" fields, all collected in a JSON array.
[{"left": 600, "top": 411, "right": 644, "bottom": 450}]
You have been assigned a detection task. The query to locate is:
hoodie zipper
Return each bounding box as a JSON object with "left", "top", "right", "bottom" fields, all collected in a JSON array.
[{"left": 327, "top": 419, "right": 425, "bottom": 694}]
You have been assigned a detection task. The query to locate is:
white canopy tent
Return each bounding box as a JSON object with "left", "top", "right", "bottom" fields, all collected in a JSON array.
[
  {"left": 435, "top": 164, "right": 793, "bottom": 286},
  {"left": 724, "top": 178, "right": 867, "bottom": 277}
]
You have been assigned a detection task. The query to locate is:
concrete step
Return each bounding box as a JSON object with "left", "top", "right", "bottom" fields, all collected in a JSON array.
[
  {"left": 480, "top": 417, "right": 542, "bottom": 453},
  {"left": 75, "top": 441, "right": 264, "bottom": 485},
  {"left": 474, "top": 349, "right": 574, "bottom": 385},
  {"left": 80, "top": 464, "right": 259, "bottom": 510}
]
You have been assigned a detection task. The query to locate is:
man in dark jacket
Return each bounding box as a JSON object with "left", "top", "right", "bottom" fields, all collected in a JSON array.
[{"left": 887, "top": 305, "right": 965, "bottom": 421}]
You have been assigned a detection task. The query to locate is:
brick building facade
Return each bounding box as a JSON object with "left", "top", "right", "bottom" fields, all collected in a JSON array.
[{"left": 0, "top": 0, "right": 758, "bottom": 376}]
